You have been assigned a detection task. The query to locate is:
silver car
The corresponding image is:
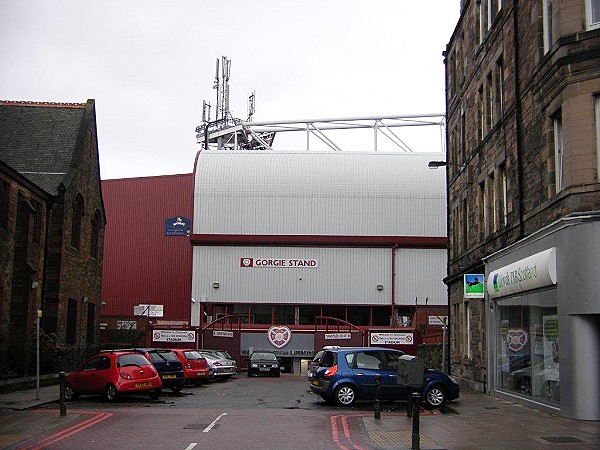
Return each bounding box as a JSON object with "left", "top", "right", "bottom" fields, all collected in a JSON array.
[{"left": 198, "top": 350, "right": 237, "bottom": 381}]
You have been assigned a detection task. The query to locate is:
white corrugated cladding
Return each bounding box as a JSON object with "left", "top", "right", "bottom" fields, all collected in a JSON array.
[
  {"left": 395, "top": 248, "right": 448, "bottom": 306},
  {"left": 193, "top": 246, "right": 391, "bottom": 305},
  {"left": 193, "top": 151, "right": 446, "bottom": 236}
]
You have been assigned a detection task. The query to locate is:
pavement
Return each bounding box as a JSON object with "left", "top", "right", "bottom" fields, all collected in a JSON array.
[{"left": 0, "top": 383, "right": 598, "bottom": 449}]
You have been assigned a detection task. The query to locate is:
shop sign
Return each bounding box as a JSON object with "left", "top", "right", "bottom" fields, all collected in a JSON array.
[
  {"left": 240, "top": 257, "right": 319, "bottom": 268},
  {"left": 464, "top": 274, "right": 485, "bottom": 298},
  {"left": 370, "top": 332, "right": 413, "bottom": 345},
  {"left": 487, "top": 248, "right": 557, "bottom": 299},
  {"left": 164, "top": 216, "right": 190, "bottom": 236},
  {"left": 213, "top": 330, "right": 234, "bottom": 338},
  {"left": 324, "top": 333, "right": 351, "bottom": 340},
  {"left": 153, "top": 329, "right": 195, "bottom": 343}
]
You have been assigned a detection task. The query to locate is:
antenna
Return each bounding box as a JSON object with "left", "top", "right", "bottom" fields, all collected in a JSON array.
[{"left": 202, "top": 100, "right": 211, "bottom": 123}]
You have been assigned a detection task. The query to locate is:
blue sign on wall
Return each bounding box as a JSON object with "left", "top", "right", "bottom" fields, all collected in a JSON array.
[{"left": 164, "top": 216, "right": 190, "bottom": 236}]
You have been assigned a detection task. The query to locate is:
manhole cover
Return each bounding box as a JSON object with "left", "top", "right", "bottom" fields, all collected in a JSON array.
[{"left": 540, "top": 436, "right": 584, "bottom": 444}]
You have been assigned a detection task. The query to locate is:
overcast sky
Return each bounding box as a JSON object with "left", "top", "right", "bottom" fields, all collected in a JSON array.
[{"left": 0, "top": 0, "right": 460, "bottom": 180}]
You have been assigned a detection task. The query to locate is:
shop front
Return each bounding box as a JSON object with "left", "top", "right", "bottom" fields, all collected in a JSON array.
[{"left": 485, "top": 216, "right": 600, "bottom": 420}]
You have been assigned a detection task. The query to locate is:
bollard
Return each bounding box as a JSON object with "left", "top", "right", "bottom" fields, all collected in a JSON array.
[
  {"left": 374, "top": 374, "right": 381, "bottom": 419},
  {"left": 59, "top": 371, "right": 67, "bottom": 417},
  {"left": 407, "top": 388, "right": 413, "bottom": 417},
  {"left": 411, "top": 392, "right": 420, "bottom": 450}
]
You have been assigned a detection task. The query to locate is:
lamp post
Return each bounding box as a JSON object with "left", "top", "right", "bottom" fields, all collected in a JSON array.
[{"left": 427, "top": 160, "right": 466, "bottom": 169}]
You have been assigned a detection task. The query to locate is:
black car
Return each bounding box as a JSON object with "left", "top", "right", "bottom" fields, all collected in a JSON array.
[
  {"left": 124, "top": 348, "right": 186, "bottom": 392},
  {"left": 247, "top": 352, "right": 281, "bottom": 377}
]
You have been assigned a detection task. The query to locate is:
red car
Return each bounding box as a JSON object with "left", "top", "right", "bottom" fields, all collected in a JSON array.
[
  {"left": 170, "top": 349, "right": 211, "bottom": 386},
  {"left": 65, "top": 351, "right": 162, "bottom": 401}
]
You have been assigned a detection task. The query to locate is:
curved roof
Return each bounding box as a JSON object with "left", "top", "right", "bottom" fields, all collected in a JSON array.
[{"left": 193, "top": 151, "right": 446, "bottom": 237}]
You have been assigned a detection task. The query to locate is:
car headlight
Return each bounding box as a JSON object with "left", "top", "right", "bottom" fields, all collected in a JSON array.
[{"left": 251, "top": 363, "right": 258, "bottom": 368}]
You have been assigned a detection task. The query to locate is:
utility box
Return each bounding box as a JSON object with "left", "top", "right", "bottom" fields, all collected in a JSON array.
[{"left": 397, "top": 355, "right": 425, "bottom": 388}]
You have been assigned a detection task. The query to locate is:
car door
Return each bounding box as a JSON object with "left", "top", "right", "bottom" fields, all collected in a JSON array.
[
  {"left": 349, "top": 350, "right": 388, "bottom": 399},
  {"left": 75, "top": 356, "right": 102, "bottom": 392},
  {"left": 381, "top": 351, "right": 410, "bottom": 399}
]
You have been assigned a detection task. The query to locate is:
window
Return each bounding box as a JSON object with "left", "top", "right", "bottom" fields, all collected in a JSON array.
[
  {"left": 71, "top": 194, "right": 84, "bottom": 249},
  {"left": 490, "top": 172, "right": 497, "bottom": 232},
  {"left": 0, "top": 180, "right": 9, "bottom": 229},
  {"left": 487, "top": 72, "right": 494, "bottom": 129},
  {"left": 480, "top": 180, "right": 488, "bottom": 237},
  {"left": 595, "top": 97, "right": 600, "bottom": 178},
  {"left": 543, "top": 0, "right": 553, "bottom": 53},
  {"left": 66, "top": 298, "right": 78, "bottom": 344},
  {"left": 31, "top": 200, "right": 42, "bottom": 243},
  {"left": 553, "top": 112, "right": 564, "bottom": 192},
  {"left": 460, "top": 107, "right": 466, "bottom": 164},
  {"left": 478, "top": 85, "right": 484, "bottom": 140},
  {"left": 90, "top": 210, "right": 101, "bottom": 258},
  {"left": 462, "top": 198, "right": 469, "bottom": 252},
  {"left": 586, "top": 0, "right": 600, "bottom": 29},
  {"left": 500, "top": 164, "right": 508, "bottom": 227},
  {"left": 494, "top": 57, "right": 504, "bottom": 121},
  {"left": 478, "top": 1, "right": 486, "bottom": 43},
  {"left": 86, "top": 303, "right": 96, "bottom": 344},
  {"left": 465, "top": 301, "right": 472, "bottom": 359},
  {"left": 354, "top": 351, "right": 385, "bottom": 370}
]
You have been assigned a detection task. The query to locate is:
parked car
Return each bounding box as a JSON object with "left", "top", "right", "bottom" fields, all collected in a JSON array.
[
  {"left": 122, "top": 348, "right": 185, "bottom": 392},
  {"left": 170, "top": 349, "right": 211, "bottom": 386},
  {"left": 201, "top": 349, "right": 234, "bottom": 360},
  {"left": 197, "top": 350, "right": 237, "bottom": 381},
  {"left": 64, "top": 350, "right": 162, "bottom": 401},
  {"left": 247, "top": 352, "right": 281, "bottom": 377},
  {"left": 308, "top": 347, "right": 460, "bottom": 407}
]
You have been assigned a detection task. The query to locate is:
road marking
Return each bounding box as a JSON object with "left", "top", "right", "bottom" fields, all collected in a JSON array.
[
  {"left": 184, "top": 444, "right": 197, "bottom": 450},
  {"left": 203, "top": 412, "right": 228, "bottom": 433}
]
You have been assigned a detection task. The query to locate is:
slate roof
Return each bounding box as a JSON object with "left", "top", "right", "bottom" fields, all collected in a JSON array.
[{"left": 0, "top": 101, "right": 87, "bottom": 195}]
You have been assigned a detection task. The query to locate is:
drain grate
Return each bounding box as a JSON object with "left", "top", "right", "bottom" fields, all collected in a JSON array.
[
  {"left": 540, "top": 436, "right": 584, "bottom": 444},
  {"left": 184, "top": 423, "right": 220, "bottom": 430}
]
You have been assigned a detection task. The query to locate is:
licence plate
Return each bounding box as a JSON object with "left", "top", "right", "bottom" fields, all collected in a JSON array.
[
  {"left": 163, "top": 374, "right": 176, "bottom": 379},
  {"left": 135, "top": 382, "right": 151, "bottom": 388},
  {"left": 197, "top": 371, "right": 207, "bottom": 376},
  {"left": 260, "top": 368, "right": 270, "bottom": 371}
]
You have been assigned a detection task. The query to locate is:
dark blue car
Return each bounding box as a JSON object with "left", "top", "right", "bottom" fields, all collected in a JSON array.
[{"left": 308, "top": 347, "right": 459, "bottom": 407}]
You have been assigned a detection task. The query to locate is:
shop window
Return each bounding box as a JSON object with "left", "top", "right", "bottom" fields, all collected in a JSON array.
[{"left": 495, "top": 290, "right": 559, "bottom": 405}]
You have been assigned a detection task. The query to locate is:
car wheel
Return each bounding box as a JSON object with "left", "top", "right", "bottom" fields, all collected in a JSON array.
[
  {"left": 247, "top": 370, "right": 253, "bottom": 377},
  {"left": 64, "top": 383, "right": 78, "bottom": 401},
  {"left": 106, "top": 384, "right": 119, "bottom": 401},
  {"left": 171, "top": 384, "right": 183, "bottom": 393},
  {"left": 192, "top": 380, "right": 202, "bottom": 387},
  {"left": 275, "top": 371, "right": 280, "bottom": 377},
  {"left": 148, "top": 388, "right": 161, "bottom": 400},
  {"left": 334, "top": 384, "right": 357, "bottom": 406},
  {"left": 424, "top": 386, "right": 447, "bottom": 408}
]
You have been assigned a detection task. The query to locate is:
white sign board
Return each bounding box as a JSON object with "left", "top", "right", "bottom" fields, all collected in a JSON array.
[
  {"left": 428, "top": 316, "right": 448, "bottom": 326},
  {"left": 134, "top": 304, "right": 164, "bottom": 317},
  {"left": 213, "top": 330, "right": 234, "bottom": 338},
  {"left": 370, "top": 332, "right": 414, "bottom": 345},
  {"left": 240, "top": 257, "right": 319, "bottom": 268},
  {"left": 324, "top": 333, "right": 352, "bottom": 340},
  {"left": 152, "top": 329, "right": 195, "bottom": 343}
]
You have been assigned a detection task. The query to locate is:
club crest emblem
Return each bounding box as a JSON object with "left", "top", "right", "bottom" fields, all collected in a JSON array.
[
  {"left": 240, "top": 258, "right": 253, "bottom": 267},
  {"left": 268, "top": 326, "right": 291, "bottom": 348},
  {"left": 506, "top": 328, "right": 528, "bottom": 352}
]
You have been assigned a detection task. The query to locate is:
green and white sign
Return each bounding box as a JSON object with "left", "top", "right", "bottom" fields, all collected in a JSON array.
[{"left": 464, "top": 274, "right": 485, "bottom": 298}]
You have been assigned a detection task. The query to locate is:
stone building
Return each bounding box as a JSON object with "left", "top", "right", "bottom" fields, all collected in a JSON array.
[
  {"left": 0, "top": 100, "right": 105, "bottom": 376},
  {"left": 444, "top": 1, "right": 600, "bottom": 420}
]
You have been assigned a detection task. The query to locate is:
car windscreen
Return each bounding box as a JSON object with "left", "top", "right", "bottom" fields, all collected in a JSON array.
[
  {"left": 183, "top": 351, "right": 203, "bottom": 360},
  {"left": 118, "top": 354, "right": 151, "bottom": 367}
]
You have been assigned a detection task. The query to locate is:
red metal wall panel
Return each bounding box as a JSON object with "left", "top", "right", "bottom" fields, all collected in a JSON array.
[{"left": 101, "top": 174, "right": 193, "bottom": 321}]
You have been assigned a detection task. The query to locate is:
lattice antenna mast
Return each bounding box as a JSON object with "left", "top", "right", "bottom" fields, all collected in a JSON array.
[{"left": 247, "top": 91, "right": 256, "bottom": 122}]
